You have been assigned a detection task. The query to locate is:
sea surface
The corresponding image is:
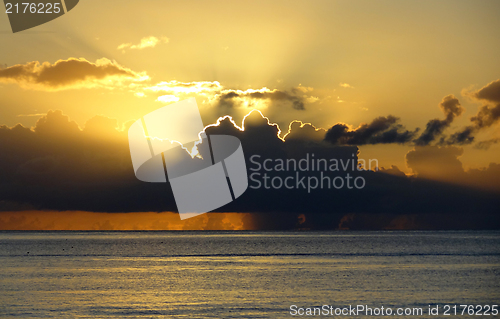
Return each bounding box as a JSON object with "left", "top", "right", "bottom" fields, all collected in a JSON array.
[{"left": 0, "top": 231, "right": 499, "bottom": 318}]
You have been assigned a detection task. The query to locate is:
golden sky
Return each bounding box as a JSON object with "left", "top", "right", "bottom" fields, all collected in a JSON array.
[{"left": 1, "top": 0, "right": 500, "bottom": 171}]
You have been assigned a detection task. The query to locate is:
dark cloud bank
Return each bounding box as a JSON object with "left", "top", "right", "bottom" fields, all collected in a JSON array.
[
  {"left": 323, "top": 80, "right": 500, "bottom": 148},
  {"left": 0, "top": 103, "right": 499, "bottom": 230}
]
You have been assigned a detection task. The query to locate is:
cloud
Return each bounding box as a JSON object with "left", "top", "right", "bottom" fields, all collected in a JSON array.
[
  {"left": 143, "top": 82, "right": 317, "bottom": 111},
  {"left": 324, "top": 116, "right": 417, "bottom": 145},
  {"left": 470, "top": 79, "right": 500, "bottom": 103},
  {"left": 16, "top": 113, "right": 47, "bottom": 117},
  {"left": 0, "top": 58, "right": 148, "bottom": 91},
  {"left": 156, "top": 95, "right": 180, "bottom": 103},
  {"left": 441, "top": 80, "right": 500, "bottom": 145},
  {"left": 441, "top": 94, "right": 465, "bottom": 121},
  {"left": 197, "top": 111, "right": 499, "bottom": 228},
  {"left": 305, "top": 96, "right": 319, "bottom": 103},
  {"left": 406, "top": 146, "right": 465, "bottom": 181},
  {"left": 466, "top": 163, "right": 500, "bottom": 192},
  {"left": 415, "top": 118, "right": 452, "bottom": 145},
  {"left": 378, "top": 165, "right": 406, "bottom": 177},
  {"left": 0, "top": 110, "right": 499, "bottom": 230},
  {"left": 446, "top": 125, "right": 475, "bottom": 145},
  {"left": 0, "top": 75, "right": 499, "bottom": 229},
  {"left": 406, "top": 145, "right": 500, "bottom": 192},
  {"left": 145, "top": 80, "right": 222, "bottom": 95},
  {"left": 339, "top": 83, "right": 354, "bottom": 88},
  {"left": 283, "top": 121, "right": 326, "bottom": 142},
  {"left": 118, "top": 36, "right": 169, "bottom": 51},
  {"left": 414, "top": 95, "right": 464, "bottom": 146},
  {"left": 34, "top": 110, "right": 81, "bottom": 137},
  {"left": 475, "top": 138, "right": 500, "bottom": 150},
  {"left": 292, "top": 84, "right": 314, "bottom": 93},
  {"left": 0, "top": 110, "right": 133, "bottom": 192},
  {"left": 212, "top": 88, "right": 309, "bottom": 110},
  {"left": 135, "top": 79, "right": 497, "bottom": 150},
  {"left": 469, "top": 80, "right": 500, "bottom": 128}
]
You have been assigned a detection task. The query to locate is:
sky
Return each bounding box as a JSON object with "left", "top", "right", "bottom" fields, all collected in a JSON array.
[{"left": 0, "top": 0, "right": 499, "bottom": 230}]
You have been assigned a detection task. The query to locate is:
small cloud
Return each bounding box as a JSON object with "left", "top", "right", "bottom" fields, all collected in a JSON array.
[
  {"left": 134, "top": 92, "right": 145, "bottom": 98},
  {"left": 475, "top": 138, "right": 500, "bottom": 150},
  {"left": 293, "top": 84, "right": 314, "bottom": 93},
  {"left": 118, "top": 36, "right": 169, "bottom": 52},
  {"left": 156, "top": 95, "right": 180, "bottom": 103},
  {"left": 117, "top": 43, "right": 132, "bottom": 50},
  {"left": 17, "top": 113, "right": 46, "bottom": 117},
  {"left": 305, "top": 96, "right": 319, "bottom": 103},
  {"left": 213, "top": 87, "right": 307, "bottom": 110},
  {"left": 146, "top": 80, "right": 222, "bottom": 95},
  {"left": 340, "top": 82, "right": 354, "bottom": 89}
]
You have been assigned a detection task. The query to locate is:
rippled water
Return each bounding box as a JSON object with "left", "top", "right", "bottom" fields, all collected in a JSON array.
[{"left": 1, "top": 231, "right": 499, "bottom": 318}]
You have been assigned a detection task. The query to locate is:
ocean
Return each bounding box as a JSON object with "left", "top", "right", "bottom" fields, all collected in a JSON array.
[{"left": 0, "top": 231, "right": 499, "bottom": 318}]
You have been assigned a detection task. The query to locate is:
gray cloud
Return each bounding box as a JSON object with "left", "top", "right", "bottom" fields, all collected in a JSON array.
[
  {"left": 324, "top": 116, "right": 417, "bottom": 145},
  {"left": 213, "top": 88, "right": 307, "bottom": 110},
  {"left": 475, "top": 138, "right": 500, "bottom": 150},
  {"left": 414, "top": 95, "right": 464, "bottom": 146},
  {"left": 472, "top": 79, "right": 500, "bottom": 103},
  {"left": 444, "top": 80, "right": 500, "bottom": 145},
  {"left": 446, "top": 126, "right": 475, "bottom": 145}
]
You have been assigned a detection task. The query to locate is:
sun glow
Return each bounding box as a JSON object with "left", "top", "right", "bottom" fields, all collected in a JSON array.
[{"left": 0, "top": 211, "right": 258, "bottom": 230}]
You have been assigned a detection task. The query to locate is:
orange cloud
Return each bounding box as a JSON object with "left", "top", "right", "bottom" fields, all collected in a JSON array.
[
  {"left": 0, "top": 58, "right": 148, "bottom": 91},
  {"left": 118, "top": 36, "right": 169, "bottom": 51},
  {"left": 339, "top": 82, "right": 354, "bottom": 89}
]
